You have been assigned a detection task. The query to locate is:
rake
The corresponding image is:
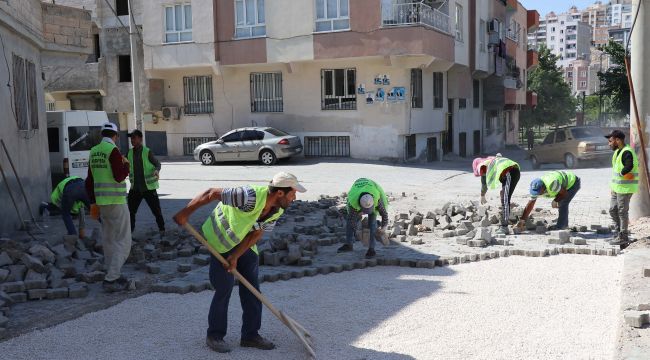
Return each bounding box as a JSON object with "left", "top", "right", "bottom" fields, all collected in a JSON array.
[{"left": 182, "top": 223, "right": 316, "bottom": 358}]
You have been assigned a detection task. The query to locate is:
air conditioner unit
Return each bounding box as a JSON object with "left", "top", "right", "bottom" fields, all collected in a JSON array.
[
  {"left": 161, "top": 106, "right": 180, "bottom": 120},
  {"left": 487, "top": 19, "right": 500, "bottom": 34}
]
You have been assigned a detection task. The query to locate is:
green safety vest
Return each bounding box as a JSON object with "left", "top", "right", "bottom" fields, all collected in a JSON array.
[
  {"left": 201, "top": 185, "right": 284, "bottom": 255},
  {"left": 347, "top": 178, "right": 389, "bottom": 216},
  {"left": 611, "top": 145, "right": 639, "bottom": 194},
  {"left": 128, "top": 146, "right": 159, "bottom": 190},
  {"left": 540, "top": 171, "right": 577, "bottom": 198},
  {"left": 50, "top": 176, "right": 84, "bottom": 215},
  {"left": 89, "top": 141, "right": 127, "bottom": 205},
  {"left": 486, "top": 157, "right": 519, "bottom": 189}
]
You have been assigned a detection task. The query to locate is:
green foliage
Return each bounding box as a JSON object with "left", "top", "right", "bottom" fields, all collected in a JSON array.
[
  {"left": 521, "top": 44, "right": 577, "bottom": 129},
  {"left": 597, "top": 40, "right": 630, "bottom": 116}
]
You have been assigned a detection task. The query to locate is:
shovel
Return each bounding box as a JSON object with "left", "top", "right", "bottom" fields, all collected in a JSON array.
[{"left": 182, "top": 223, "right": 316, "bottom": 358}]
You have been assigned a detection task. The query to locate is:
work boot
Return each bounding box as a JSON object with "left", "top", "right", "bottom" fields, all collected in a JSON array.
[
  {"left": 495, "top": 226, "right": 509, "bottom": 235},
  {"left": 102, "top": 276, "right": 129, "bottom": 293},
  {"left": 240, "top": 335, "right": 276, "bottom": 350},
  {"left": 206, "top": 336, "right": 231, "bottom": 353},
  {"left": 365, "top": 248, "right": 376, "bottom": 259},
  {"left": 337, "top": 244, "right": 353, "bottom": 253},
  {"left": 609, "top": 232, "right": 630, "bottom": 246}
]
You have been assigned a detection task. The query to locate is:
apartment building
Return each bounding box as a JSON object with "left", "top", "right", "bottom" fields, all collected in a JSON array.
[
  {"left": 529, "top": 10, "right": 592, "bottom": 69},
  {"left": 0, "top": 0, "right": 92, "bottom": 230}
]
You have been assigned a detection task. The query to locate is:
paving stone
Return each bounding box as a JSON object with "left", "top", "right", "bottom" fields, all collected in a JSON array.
[
  {"left": 178, "top": 247, "right": 194, "bottom": 257},
  {"left": 479, "top": 253, "right": 489, "bottom": 260},
  {"left": 643, "top": 268, "right": 650, "bottom": 277},
  {"left": 20, "top": 254, "right": 46, "bottom": 273},
  {"left": 365, "top": 259, "right": 378, "bottom": 267},
  {"left": 304, "top": 268, "right": 319, "bottom": 276},
  {"left": 0, "top": 269, "right": 8, "bottom": 283},
  {"left": 607, "top": 249, "right": 615, "bottom": 256},
  {"left": 318, "top": 266, "right": 331, "bottom": 275},
  {"left": 290, "top": 270, "right": 305, "bottom": 279},
  {"left": 407, "top": 224, "right": 418, "bottom": 236},
  {"left": 166, "top": 281, "right": 193, "bottom": 294},
  {"left": 8, "top": 292, "right": 27, "bottom": 303},
  {"left": 24, "top": 280, "right": 48, "bottom": 290},
  {"left": 352, "top": 261, "right": 365, "bottom": 269},
  {"left": 570, "top": 237, "right": 587, "bottom": 245},
  {"left": 624, "top": 311, "right": 649, "bottom": 328},
  {"left": 410, "top": 238, "right": 424, "bottom": 245},
  {"left": 297, "top": 257, "right": 313, "bottom": 266},
  {"left": 46, "top": 288, "right": 69, "bottom": 300},
  {"left": 144, "top": 263, "right": 161, "bottom": 274},
  {"left": 0, "top": 252, "right": 13, "bottom": 267},
  {"left": 263, "top": 252, "right": 281, "bottom": 267},
  {"left": 160, "top": 251, "right": 178, "bottom": 260},
  {"left": 77, "top": 271, "right": 105, "bottom": 283},
  {"left": 0, "top": 314, "right": 7, "bottom": 328},
  {"left": 468, "top": 240, "right": 487, "bottom": 247},
  {"left": 331, "top": 264, "right": 343, "bottom": 273},
  {"left": 341, "top": 263, "right": 353, "bottom": 271},
  {"left": 1, "top": 281, "right": 25, "bottom": 293},
  {"left": 178, "top": 264, "right": 192, "bottom": 273},
  {"left": 190, "top": 282, "right": 209, "bottom": 292},
  {"left": 264, "top": 273, "right": 280, "bottom": 282},
  {"left": 637, "top": 304, "right": 650, "bottom": 311},
  {"left": 27, "top": 289, "right": 48, "bottom": 300}
]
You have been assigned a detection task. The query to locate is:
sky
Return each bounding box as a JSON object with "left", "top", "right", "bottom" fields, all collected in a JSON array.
[{"left": 520, "top": 0, "right": 597, "bottom": 17}]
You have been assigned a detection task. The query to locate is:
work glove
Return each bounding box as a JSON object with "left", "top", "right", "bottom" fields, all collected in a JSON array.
[
  {"left": 90, "top": 204, "right": 100, "bottom": 220},
  {"left": 376, "top": 226, "right": 390, "bottom": 246},
  {"left": 480, "top": 195, "right": 487, "bottom": 205},
  {"left": 551, "top": 201, "right": 559, "bottom": 209}
]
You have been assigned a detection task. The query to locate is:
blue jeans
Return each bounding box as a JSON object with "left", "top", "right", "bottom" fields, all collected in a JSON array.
[
  {"left": 207, "top": 248, "right": 262, "bottom": 341},
  {"left": 60, "top": 179, "right": 91, "bottom": 235},
  {"left": 346, "top": 212, "right": 377, "bottom": 249},
  {"left": 556, "top": 177, "right": 581, "bottom": 229}
]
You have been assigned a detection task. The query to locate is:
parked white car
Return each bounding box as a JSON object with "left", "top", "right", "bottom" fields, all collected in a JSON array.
[{"left": 193, "top": 127, "right": 303, "bottom": 165}]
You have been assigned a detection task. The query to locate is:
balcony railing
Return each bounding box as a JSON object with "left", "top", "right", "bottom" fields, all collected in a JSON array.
[
  {"left": 382, "top": 1, "right": 450, "bottom": 35},
  {"left": 506, "top": 29, "right": 519, "bottom": 42}
]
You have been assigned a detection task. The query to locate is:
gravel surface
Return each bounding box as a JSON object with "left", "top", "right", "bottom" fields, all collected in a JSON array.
[{"left": 0, "top": 255, "right": 622, "bottom": 360}]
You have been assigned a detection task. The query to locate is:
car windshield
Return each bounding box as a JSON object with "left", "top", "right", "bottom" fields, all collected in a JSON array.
[
  {"left": 571, "top": 128, "right": 603, "bottom": 139},
  {"left": 68, "top": 126, "right": 102, "bottom": 152},
  {"left": 265, "top": 128, "right": 288, "bottom": 137}
]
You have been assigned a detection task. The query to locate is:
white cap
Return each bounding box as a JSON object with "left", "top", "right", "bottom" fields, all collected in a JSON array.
[
  {"left": 270, "top": 172, "right": 307, "bottom": 193},
  {"left": 360, "top": 193, "right": 374, "bottom": 213},
  {"left": 101, "top": 122, "right": 119, "bottom": 133}
]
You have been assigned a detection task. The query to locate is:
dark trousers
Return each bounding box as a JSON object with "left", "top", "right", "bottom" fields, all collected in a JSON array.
[
  {"left": 127, "top": 189, "right": 165, "bottom": 232},
  {"left": 556, "top": 177, "right": 581, "bottom": 229},
  {"left": 499, "top": 168, "right": 520, "bottom": 226},
  {"left": 207, "top": 248, "right": 262, "bottom": 341}
]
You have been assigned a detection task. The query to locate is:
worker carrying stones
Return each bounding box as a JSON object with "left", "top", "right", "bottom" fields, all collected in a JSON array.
[
  {"left": 172, "top": 172, "right": 306, "bottom": 353},
  {"left": 516, "top": 171, "right": 581, "bottom": 231},
  {"left": 337, "top": 178, "right": 390, "bottom": 259},
  {"left": 473, "top": 154, "right": 520, "bottom": 235},
  {"left": 39, "top": 176, "right": 92, "bottom": 237},
  {"left": 606, "top": 129, "right": 638, "bottom": 245}
]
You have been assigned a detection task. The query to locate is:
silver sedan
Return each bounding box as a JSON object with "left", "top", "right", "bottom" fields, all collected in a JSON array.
[{"left": 193, "top": 127, "right": 303, "bottom": 165}]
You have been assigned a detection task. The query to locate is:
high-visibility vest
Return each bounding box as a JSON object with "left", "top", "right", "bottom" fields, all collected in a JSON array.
[
  {"left": 201, "top": 185, "right": 284, "bottom": 255},
  {"left": 347, "top": 178, "right": 389, "bottom": 215},
  {"left": 611, "top": 145, "right": 639, "bottom": 194},
  {"left": 128, "top": 146, "right": 159, "bottom": 190},
  {"left": 89, "top": 141, "right": 127, "bottom": 205},
  {"left": 485, "top": 157, "right": 519, "bottom": 189},
  {"left": 540, "top": 171, "right": 577, "bottom": 198},
  {"left": 51, "top": 176, "right": 84, "bottom": 214}
]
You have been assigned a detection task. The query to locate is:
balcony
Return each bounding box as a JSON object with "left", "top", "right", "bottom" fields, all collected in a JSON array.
[
  {"left": 505, "top": 88, "right": 518, "bottom": 105},
  {"left": 527, "top": 49, "right": 538, "bottom": 70},
  {"left": 381, "top": 1, "right": 450, "bottom": 34},
  {"left": 44, "top": 57, "right": 106, "bottom": 94},
  {"left": 504, "top": 77, "right": 520, "bottom": 89},
  {"left": 527, "top": 91, "right": 538, "bottom": 107},
  {"left": 527, "top": 10, "right": 540, "bottom": 31},
  {"left": 506, "top": 29, "right": 519, "bottom": 42}
]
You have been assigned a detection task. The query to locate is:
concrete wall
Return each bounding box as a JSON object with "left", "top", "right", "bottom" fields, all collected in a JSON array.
[
  {"left": 0, "top": 15, "right": 50, "bottom": 233},
  {"left": 474, "top": 0, "right": 491, "bottom": 75},
  {"left": 453, "top": 0, "right": 470, "bottom": 67},
  {"left": 266, "top": 0, "right": 314, "bottom": 63}
]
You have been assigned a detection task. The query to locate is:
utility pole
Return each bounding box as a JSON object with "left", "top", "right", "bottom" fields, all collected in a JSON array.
[
  {"left": 630, "top": 0, "right": 650, "bottom": 219},
  {"left": 598, "top": 49, "right": 603, "bottom": 127},
  {"left": 128, "top": 0, "right": 144, "bottom": 144}
]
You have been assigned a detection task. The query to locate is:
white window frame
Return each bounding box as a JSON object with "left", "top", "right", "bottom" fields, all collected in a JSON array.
[
  {"left": 315, "top": 0, "right": 350, "bottom": 33},
  {"left": 164, "top": 4, "right": 192, "bottom": 44},
  {"left": 455, "top": 4, "right": 463, "bottom": 42},
  {"left": 321, "top": 68, "right": 356, "bottom": 110},
  {"left": 235, "top": 0, "right": 266, "bottom": 39},
  {"left": 479, "top": 19, "right": 486, "bottom": 52}
]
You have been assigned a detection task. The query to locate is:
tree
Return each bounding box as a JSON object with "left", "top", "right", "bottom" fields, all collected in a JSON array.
[
  {"left": 521, "top": 44, "right": 576, "bottom": 129},
  {"left": 597, "top": 40, "right": 630, "bottom": 117}
]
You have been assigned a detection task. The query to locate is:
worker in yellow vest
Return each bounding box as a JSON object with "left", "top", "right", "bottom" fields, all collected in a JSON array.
[
  {"left": 605, "top": 130, "right": 638, "bottom": 245},
  {"left": 126, "top": 130, "right": 165, "bottom": 238},
  {"left": 39, "top": 176, "right": 91, "bottom": 236},
  {"left": 473, "top": 153, "right": 520, "bottom": 234},
  {"left": 86, "top": 122, "right": 131, "bottom": 293},
  {"left": 173, "top": 172, "right": 306, "bottom": 353},
  {"left": 517, "top": 171, "right": 581, "bottom": 231}
]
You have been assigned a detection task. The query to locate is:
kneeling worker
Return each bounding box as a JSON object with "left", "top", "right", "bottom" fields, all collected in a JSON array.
[
  {"left": 40, "top": 176, "right": 92, "bottom": 237},
  {"left": 517, "top": 170, "right": 581, "bottom": 231},
  {"left": 338, "top": 178, "right": 389, "bottom": 258}
]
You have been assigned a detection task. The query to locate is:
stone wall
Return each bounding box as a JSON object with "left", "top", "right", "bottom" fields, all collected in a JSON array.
[{"left": 42, "top": 3, "right": 92, "bottom": 49}]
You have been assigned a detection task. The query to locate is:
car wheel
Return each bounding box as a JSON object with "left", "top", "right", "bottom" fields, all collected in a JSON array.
[
  {"left": 564, "top": 153, "right": 578, "bottom": 169},
  {"left": 530, "top": 155, "right": 540, "bottom": 169},
  {"left": 200, "top": 150, "right": 216, "bottom": 165},
  {"left": 259, "top": 149, "right": 277, "bottom": 166}
]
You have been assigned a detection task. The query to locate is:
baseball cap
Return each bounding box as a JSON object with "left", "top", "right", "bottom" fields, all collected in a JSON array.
[
  {"left": 127, "top": 129, "right": 143, "bottom": 138},
  {"left": 101, "top": 122, "right": 118, "bottom": 133},
  {"left": 604, "top": 129, "right": 625, "bottom": 140},
  {"left": 359, "top": 193, "right": 374, "bottom": 214},
  {"left": 530, "top": 178, "right": 544, "bottom": 196},
  {"left": 270, "top": 172, "right": 307, "bottom": 193}
]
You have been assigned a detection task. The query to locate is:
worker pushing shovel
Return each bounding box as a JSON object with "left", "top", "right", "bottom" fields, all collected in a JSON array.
[{"left": 173, "top": 172, "right": 314, "bottom": 357}]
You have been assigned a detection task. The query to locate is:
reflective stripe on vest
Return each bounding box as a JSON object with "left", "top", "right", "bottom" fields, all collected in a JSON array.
[
  {"left": 486, "top": 157, "right": 519, "bottom": 189},
  {"left": 611, "top": 145, "right": 639, "bottom": 194},
  {"left": 128, "top": 146, "right": 159, "bottom": 191}
]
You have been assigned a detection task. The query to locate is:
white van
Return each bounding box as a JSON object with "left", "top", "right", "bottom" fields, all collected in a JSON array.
[{"left": 47, "top": 111, "right": 109, "bottom": 185}]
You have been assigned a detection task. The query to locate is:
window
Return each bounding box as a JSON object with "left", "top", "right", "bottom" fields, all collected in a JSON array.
[
  {"left": 580, "top": 71, "right": 587, "bottom": 77},
  {"left": 116, "top": 0, "right": 128, "bottom": 16},
  {"left": 321, "top": 68, "right": 356, "bottom": 110},
  {"left": 473, "top": 80, "right": 480, "bottom": 108},
  {"left": 221, "top": 131, "right": 242, "bottom": 143},
  {"left": 433, "top": 72, "right": 443, "bottom": 109},
  {"left": 405, "top": 134, "right": 416, "bottom": 159},
  {"left": 455, "top": 4, "right": 463, "bottom": 42},
  {"left": 68, "top": 126, "right": 102, "bottom": 152},
  {"left": 572, "top": 127, "right": 603, "bottom": 139},
  {"left": 250, "top": 72, "right": 283, "bottom": 112},
  {"left": 12, "top": 55, "right": 38, "bottom": 131},
  {"left": 542, "top": 132, "right": 555, "bottom": 145},
  {"left": 48, "top": 128, "right": 60, "bottom": 153},
  {"left": 242, "top": 130, "right": 265, "bottom": 141},
  {"left": 551, "top": 36, "right": 555, "bottom": 41},
  {"left": 555, "top": 130, "right": 566, "bottom": 143},
  {"left": 118, "top": 55, "right": 131, "bottom": 82},
  {"left": 580, "top": 81, "right": 587, "bottom": 87},
  {"left": 478, "top": 20, "right": 486, "bottom": 52},
  {"left": 265, "top": 127, "right": 288, "bottom": 137},
  {"left": 458, "top": 98, "right": 467, "bottom": 109},
  {"left": 235, "top": 0, "right": 266, "bottom": 38},
  {"left": 567, "top": 71, "right": 573, "bottom": 78},
  {"left": 183, "top": 76, "right": 214, "bottom": 114},
  {"left": 315, "top": 0, "right": 349, "bottom": 32},
  {"left": 410, "top": 69, "right": 422, "bottom": 109},
  {"left": 165, "top": 4, "right": 192, "bottom": 43}
]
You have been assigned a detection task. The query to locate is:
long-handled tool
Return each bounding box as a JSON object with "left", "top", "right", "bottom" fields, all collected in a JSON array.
[{"left": 182, "top": 223, "right": 316, "bottom": 358}]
